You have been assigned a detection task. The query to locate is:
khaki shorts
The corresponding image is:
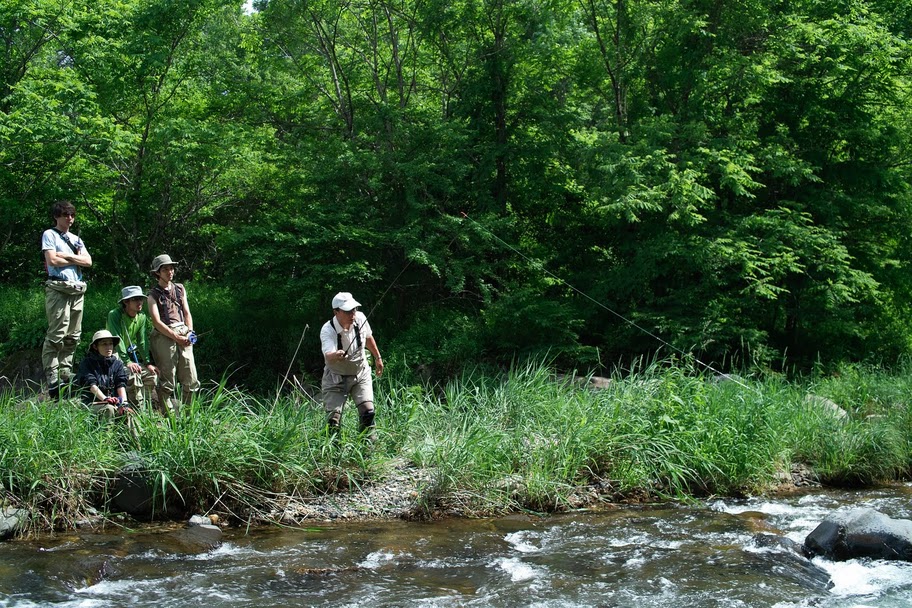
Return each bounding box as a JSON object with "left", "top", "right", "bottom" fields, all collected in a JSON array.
[{"left": 321, "top": 366, "right": 374, "bottom": 414}]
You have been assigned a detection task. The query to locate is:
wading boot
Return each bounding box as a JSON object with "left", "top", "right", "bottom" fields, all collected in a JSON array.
[
  {"left": 327, "top": 412, "right": 342, "bottom": 444},
  {"left": 358, "top": 410, "right": 376, "bottom": 444}
]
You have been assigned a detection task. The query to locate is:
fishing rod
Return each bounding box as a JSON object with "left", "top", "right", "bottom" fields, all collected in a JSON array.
[
  {"left": 456, "top": 210, "right": 758, "bottom": 394},
  {"left": 336, "top": 262, "right": 415, "bottom": 360},
  {"left": 336, "top": 229, "right": 463, "bottom": 360},
  {"left": 273, "top": 324, "right": 310, "bottom": 409}
]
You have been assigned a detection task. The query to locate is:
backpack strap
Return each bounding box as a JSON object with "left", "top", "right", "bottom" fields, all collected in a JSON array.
[
  {"left": 43, "top": 228, "right": 80, "bottom": 277},
  {"left": 152, "top": 283, "right": 185, "bottom": 325},
  {"left": 333, "top": 318, "right": 362, "bottom": 352},
  {"left": 52, "top": 228, "right": 80, "bottom": 254}
]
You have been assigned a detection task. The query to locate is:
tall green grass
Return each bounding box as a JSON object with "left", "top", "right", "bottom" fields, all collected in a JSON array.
[
  {"left": 0, "top": 395, "right": 122, "bottom": 531},
  {"left": 784, "top": 362, "right": 912, "bottom": 484},
  {"left": 1, "top": 359, "right": 911, "bottom": 536}
]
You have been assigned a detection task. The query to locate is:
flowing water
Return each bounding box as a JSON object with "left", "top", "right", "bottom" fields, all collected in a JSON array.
[{"left": 2, "top": 485, "right": 911, "bottom": 607}]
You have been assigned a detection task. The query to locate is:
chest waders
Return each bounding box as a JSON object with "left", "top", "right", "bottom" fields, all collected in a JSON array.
[{"left": 328, "top": 320, "right": 375, "bottom": 442}]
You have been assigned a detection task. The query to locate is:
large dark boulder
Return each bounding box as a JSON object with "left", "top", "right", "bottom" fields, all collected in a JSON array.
[
  {"left": 110, "top": 453, "right": 184, "bottom": 520},
  {"left": 111, "top": 467, "right": 156, "bottom": 519},
  {"left": 804, "top": 508, "right": 912, "bottom": 561}
]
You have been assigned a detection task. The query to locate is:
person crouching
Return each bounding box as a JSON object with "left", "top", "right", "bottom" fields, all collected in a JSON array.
[
  {"left": 107, "top": 285, "right": 159, "bottom": 408},
  {"left": 76, "top": 329, "right": 133, "bottom": 420}
]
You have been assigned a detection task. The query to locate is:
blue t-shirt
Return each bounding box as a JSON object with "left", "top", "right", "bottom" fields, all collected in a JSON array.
[{"left": 41, "top": 228, "right": 86, "bottom": 282}]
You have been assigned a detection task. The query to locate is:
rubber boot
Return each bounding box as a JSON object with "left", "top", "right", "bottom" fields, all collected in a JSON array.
[
  {"left": 327, "top": 412, "right": 342, "bottom": 443},
  {"left": 358, "top": 410, "right": 376, "bottom": 443}
]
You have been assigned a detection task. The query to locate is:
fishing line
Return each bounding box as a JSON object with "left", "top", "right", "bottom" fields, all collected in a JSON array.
[
  {"left": 338, "top": 229, "right": 463, "bottom": 359},
  {"left": 457, "top": 211, "right": 756, "bottom": 393},
  {"left": 365, "top": 230, "right": 464, "bottom": 319}
]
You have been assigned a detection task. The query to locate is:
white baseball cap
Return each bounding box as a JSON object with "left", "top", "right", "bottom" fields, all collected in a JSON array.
[{"left": 331, "top": 292, "right": 361, "bottom": 311}]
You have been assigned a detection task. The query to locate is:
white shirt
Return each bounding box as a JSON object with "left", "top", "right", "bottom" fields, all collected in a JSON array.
[
  {"left": 42, "top": 228, "right": 87, "bottom": 282},
  {"left": 320, "top": 311, "right": 373, "bottom": 375}
]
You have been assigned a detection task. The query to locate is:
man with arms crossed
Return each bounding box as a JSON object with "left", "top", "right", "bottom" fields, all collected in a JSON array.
[{"left": 41, "top": 200, "right": 92, "bottom": 398}]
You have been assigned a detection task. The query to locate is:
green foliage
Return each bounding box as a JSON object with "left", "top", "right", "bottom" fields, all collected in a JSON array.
[
  {"left": 0, "top": 396, "right": 124, "bottom": 533},
  {"left": 2, "top": 0, "right": 912, "bottom": 375},
  {"left": 0, "top": 289, "right": 46, "bottom": 360}
]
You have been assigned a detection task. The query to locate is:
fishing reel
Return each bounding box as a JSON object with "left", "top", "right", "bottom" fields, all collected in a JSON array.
[
  {"left": 188, "top": 331, "right": 198, "bottom": 345},
  {"left": 127, "top": 344, "right": 138, "bottom": 355}
]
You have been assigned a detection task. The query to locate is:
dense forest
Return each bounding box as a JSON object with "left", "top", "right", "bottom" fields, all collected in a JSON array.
[{"left": 3, "top": 0, "right": 912, "bottom": 383}]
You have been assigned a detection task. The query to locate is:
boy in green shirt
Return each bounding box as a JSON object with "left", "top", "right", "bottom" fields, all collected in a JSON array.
[{"left": 106, "top": 285, "right": 159, "bottom": 407}]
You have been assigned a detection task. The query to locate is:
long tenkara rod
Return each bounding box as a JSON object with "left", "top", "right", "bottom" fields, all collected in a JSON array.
[
  {"left": 339, "top": 230, "right": 462, "bottom": 359},
  {"left": 457, "top": 211, "right": 757, "bottom": 393}
]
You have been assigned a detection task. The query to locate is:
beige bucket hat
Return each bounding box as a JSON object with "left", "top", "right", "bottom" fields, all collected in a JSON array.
[
  {"left": 150, "top": 254, "right": 177, "bottom": 272},
  {"left": 88, "top": 329, "right": 121, "bottom": 353}
]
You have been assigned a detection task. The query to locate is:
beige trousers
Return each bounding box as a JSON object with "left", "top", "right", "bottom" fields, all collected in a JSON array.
[
  {"left": 126, "top": 366, "right": 159, "bottom": 408},
  {"left": 42, "top": 287, "right": 84, "bottom": 386},
  {"left": 150, "top": 325, "right": 200, "bottom": 414}
]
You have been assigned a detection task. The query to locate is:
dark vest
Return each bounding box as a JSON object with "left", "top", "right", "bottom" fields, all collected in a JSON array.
[{"left": 151, "top": 283, "right": 186, "bottom": 325}]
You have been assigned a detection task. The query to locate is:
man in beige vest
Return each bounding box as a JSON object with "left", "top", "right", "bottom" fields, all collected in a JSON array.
[{"left": 320, "top": 292, "right": 384, "bottom": 440}]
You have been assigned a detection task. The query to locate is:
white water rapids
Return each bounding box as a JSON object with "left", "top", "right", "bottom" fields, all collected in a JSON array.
[{"left": 1, "top": 485, "right": 911, "bottom": 607}]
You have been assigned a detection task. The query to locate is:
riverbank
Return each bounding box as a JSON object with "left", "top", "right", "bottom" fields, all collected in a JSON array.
[
  {"left": 254, "top": 457, "right": 825, "bottom": 527},
  {"left": 1, "top": 360, "right": 910, "bottom": 538}
]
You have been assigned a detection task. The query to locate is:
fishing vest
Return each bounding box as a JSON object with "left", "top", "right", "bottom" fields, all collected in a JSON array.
[{"left": 327, "top": 316, "right": 367, "bottom": 376}]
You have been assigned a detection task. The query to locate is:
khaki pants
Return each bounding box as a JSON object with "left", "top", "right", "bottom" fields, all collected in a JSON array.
[
  {"left": 150, "top": 325, "right": 199, "bottom": 414},
  {"left": 321, "top": 366, "right": 374, "bottom": 423},
  {"left": 126, "top": 366, "right": 158, "bottom": 408},
  {"left": 89, "top": 401, "right": 138, "bottom": 436},
  {"left": 42, "top": 287, "right": 84, "bottom": 386}
]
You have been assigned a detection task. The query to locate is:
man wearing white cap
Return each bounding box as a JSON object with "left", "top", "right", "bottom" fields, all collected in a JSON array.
[
  {"left": 320, "top": 292, "right": 384, "bottom": 439},
  {"left": 107, "top": 285, "right": 159, "bottom": 407}
]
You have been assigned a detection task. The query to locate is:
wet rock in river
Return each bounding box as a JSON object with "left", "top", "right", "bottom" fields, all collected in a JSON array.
[
  {"left": 166, "top": 518, "right": 223, "bottom": 553},
  {"left": 804, "top": 508, "right": 912, "bottom": 562},
  {"left": 0, "top": 507, "right": 27, "bottom": 540},
  {"left": 752, "top": 533, "right": 833, "bottom": 591}
]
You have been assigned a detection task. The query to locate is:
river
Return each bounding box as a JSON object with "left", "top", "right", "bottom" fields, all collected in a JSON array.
[{"left": 1, "top": 485, "right": 911, "bottom": 607}]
